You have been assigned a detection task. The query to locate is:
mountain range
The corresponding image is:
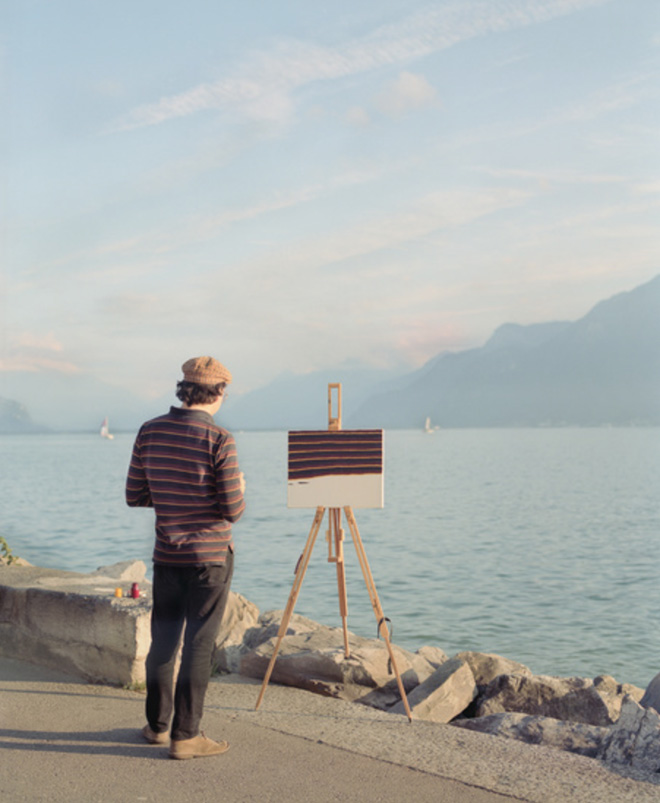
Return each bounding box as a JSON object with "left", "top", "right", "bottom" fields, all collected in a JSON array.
[
  {"left": 346, "top": 274, "right": 660, "bottom": 428},
  {"left": 1, "top": 275, "right": 658, "bottom": 432},
  {"left": 224, "top": 274, "right": 660, "bottom": 430}
]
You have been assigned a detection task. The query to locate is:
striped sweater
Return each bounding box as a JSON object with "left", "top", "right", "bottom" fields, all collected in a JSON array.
[{"left": 125, "top": 406, "right": 245, "bottom": 566}]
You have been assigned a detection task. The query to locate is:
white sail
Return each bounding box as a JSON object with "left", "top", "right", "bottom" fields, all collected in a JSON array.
[{"left": 100, "top": 417, "right": 114, "bottom": 439}]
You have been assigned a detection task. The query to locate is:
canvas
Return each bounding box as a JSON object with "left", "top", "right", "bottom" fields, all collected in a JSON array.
[{"left": 287, "top": 429, "right": 384, "bottom": 508}]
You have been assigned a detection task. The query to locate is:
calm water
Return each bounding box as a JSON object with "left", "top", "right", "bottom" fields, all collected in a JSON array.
[{"left": 1, "top": 428, "right": 658, "bottom": 688}]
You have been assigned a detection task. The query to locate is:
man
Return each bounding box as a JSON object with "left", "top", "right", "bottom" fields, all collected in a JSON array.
[{"left": 126, "top": 356, "right": 245, "bottom": 760}]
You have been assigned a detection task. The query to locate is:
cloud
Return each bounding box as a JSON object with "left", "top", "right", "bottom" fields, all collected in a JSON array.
[
  {"left": 12, "top": 332, "right": 64, "bottom": 353},
  {"left": 92, "top": 79, "right": 124, "bottom": 98},
  {"left": 634, "top": 180, "right": 660, "bottom": 195},
  {"left": 346, "top": 106, "right": 371, "bottom": 127},
  {"left": 202, "top": 186, "right": 532, "bottom": 290},
  {"left": 390, "top": 318, "right": 469, "bottom": 365},
  {"left": 110, "top": 0, "right": 610, "bottom": 132},
  {"left": 561, "top": 73, "right": 657, "bottom": 122},
  {"left": 96, "top": 164, "right": 399, "bottom": 262},
  {"left": 96, "top": 293, "right": 159, "bottom": 320},
  {"left": 375, "top": 72, "right": 437, "bottom": 118},
  {"left": 14, "top": 163, "right": 400, "bottom": 289},
  {"left": 0, "top": 333, "right": 80, "bottom": 374},
  {"left": 475, "top": 166, "right": 628, "bottom": 187}
]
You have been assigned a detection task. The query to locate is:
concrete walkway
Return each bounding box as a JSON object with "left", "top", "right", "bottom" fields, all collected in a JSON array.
[{"left": 1, "top": 656, "right": 658, "bottom": 803}]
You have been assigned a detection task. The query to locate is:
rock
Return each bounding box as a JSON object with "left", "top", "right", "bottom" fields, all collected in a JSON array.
[
  {"left": 640, "top": 671, "right": 660, "bottom": 713},
  {"left": 93, "top": 561, "right": 147, "bottom": 583},
  {"left": 597, "top": 696, "right": 660, "bottom": 772},
  {"left": 592, "top": 674, "right": 644, "bottom": 717},
  {"left": 476, "top": 673, "right": 636, "bottom": 726},
  {"left": 240, "top": 618, "right": 435, "bottom": 708},
  {"left": 455, "top": 651, "right": 532, "bottom": 689},
  {"left": 390, "top": 656, "right": 477, "bottom": 723},
  {"left": 242, "top": 609, "right": 321, "bottom": 652},
  {"left": 453, "top": 712, "right": 608, "bottom": 758},
  {"left": 212, "top": 592, "right": 260, "bottom": 673},
  {"left": 0, "top": 566, "right": 150, "bottom": 686},
  {"left": 416, "top": 645, "right": 448, "bottom": 668}
]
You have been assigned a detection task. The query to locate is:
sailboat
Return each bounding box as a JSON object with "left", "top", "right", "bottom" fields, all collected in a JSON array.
[
  {"left": 100, "top": 417, "right": 115, "bottom": 440},
  {"left": 424, "top": 417, "right": 434, "bottom": 434}
]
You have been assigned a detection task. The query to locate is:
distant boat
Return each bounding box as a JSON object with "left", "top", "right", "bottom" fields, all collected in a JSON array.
[
  {"left": 100, "top": 417, "right": 115, "bottom": 440},
  {"left": 424, "top": 417, "right": 434, "bottom": 434}
]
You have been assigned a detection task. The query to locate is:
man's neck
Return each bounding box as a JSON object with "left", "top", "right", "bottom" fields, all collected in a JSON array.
[{"left": 182, "top": 400, "right": 221, "bottom": 416}]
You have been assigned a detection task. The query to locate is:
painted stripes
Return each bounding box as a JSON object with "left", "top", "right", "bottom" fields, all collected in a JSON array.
[{"left": 288, "top": 430, "right": 383, "bottom": 480}]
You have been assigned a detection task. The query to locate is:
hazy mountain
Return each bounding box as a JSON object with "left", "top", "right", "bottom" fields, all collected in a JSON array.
[
  {"left": 0, "top": 397, "right": 50, "bottom": 434},
  {"left": 0, "top": 371, "right": 166, "bottom": 433},
  {"left": 0, "top": 361, "right": 409, "bottom": 434},
  {"left": 221, "top": 362, "right": 412, "bottom": 431},
  {"left": 2, "top": 276, "right": 657, "bottom": 432},
  {"left": 348, "top": 275, "right": 660, "bottom": 428}
]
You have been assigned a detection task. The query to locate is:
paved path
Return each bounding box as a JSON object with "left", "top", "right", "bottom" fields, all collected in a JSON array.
[{"left": 1, "top": 657, "right": 658, "bottom": 803}]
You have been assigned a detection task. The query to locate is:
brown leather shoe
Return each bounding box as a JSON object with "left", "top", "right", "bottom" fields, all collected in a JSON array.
[
  {"left": 169, "top": 732, "right": 230, "bottom": 760},
  {"left": 141, "top": 725, "right": 169, "bottom": 745}
]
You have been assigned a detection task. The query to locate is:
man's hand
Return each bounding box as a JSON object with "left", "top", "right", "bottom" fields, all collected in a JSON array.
[{"left": 238, "top": 472, "right": 246, "bottom": 495}]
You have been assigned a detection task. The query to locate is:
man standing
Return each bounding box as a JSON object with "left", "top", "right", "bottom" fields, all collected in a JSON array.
[{"left": 126, "top": 356, "right": 245, "bottom": 759}]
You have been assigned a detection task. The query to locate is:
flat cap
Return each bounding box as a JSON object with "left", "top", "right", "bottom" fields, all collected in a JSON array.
[{"left": 181, "top": 356, "right": 232, "bottom": 385}]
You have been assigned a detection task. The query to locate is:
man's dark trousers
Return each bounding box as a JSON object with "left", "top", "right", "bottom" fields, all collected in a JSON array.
[{"left": 146, "top": 552, "right": 234, "bottom": 740}]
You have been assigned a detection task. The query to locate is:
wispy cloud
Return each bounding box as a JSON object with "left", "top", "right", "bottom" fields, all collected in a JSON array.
[
  {"left": 110, "top": 0, "right": 610, "bottom": 132},
  {"left": 561, "top": 72, "right": 657, "bottom": 122},
  {"left": 475, "top": 166, "right": 628, "bottom": 186},
  {"left": 375, "top": 71, "right": 437, "bottom": 117},
  {"left": 634, "top": 180, "right": 660, "bottom": 194},
  {"left": 216, "top": 186, "right": 532, "bottom": 284},
  {"left": 48, "top": 163, "right": 402, "bottom": 273},
  {"left": 345, "top": 106, "right": 371, "bottom": 127},
  {"left": 0, "top": 333, "right": 80, "bottom": 374}
]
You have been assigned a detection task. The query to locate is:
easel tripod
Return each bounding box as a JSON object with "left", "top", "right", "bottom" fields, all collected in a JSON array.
[{"left": 255, "top": 384, "right": 412, "bottom": 721}]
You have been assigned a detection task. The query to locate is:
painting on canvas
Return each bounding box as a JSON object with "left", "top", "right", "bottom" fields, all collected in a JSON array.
[{"left": 287, "top": 429, "right": 384, "bottom": 508}]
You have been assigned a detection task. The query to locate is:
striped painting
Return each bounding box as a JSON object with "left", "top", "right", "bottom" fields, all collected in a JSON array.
[{"left": 287, "top": 430, "right": 384, "bottom": 508}]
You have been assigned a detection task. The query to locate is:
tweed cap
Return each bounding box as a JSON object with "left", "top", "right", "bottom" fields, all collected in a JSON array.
[{"left": 181, "top": 356, "right": 232, "bottom": 385}]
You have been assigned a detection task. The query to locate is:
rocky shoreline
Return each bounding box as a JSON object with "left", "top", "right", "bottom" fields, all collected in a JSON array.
[
  {"left": 2, "top": 558, "right": 659, "bottom": 779},
  {"left": 216, "top": 590, "right": 660, "bottom": 776}
]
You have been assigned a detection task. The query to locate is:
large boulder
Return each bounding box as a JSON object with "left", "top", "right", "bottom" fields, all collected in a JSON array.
[
  {"left": 212, "top": 592, "right": 260, "bottom": 673},
  {"left": 242, "top": 610, "right": 321, "bottom": 651},
  {"left": 640, "top": 671, "right": 660, "bottom": 713},
  {"left": 591, "top": 675, "right": 644, "bottom": 718},
  {"left": 455, "top": 651, "right": 531, "bottom": 689},
  {"left": 0, "top": 565, "right": 150, "bottom": 686},
  {"left": 453, "top": 712, "right": 608, "bottom": 758},
  {"left": 240, "top": 614, "right": 435, "bottom": 709},
  {"left": 597, "top": 696, "right": 660, "bottom": 772},
  {"left": 476, "top": 673, "right": 642, "bottom": 726},
  {"left": 390, "top": 656, "right": 477, "bottom": 723},
  {"left": 416, "top": 645, "right": 449, "bottom": 668}
]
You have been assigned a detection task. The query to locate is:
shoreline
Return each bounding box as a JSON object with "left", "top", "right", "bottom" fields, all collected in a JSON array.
[
  {"left": 2, "top": 654, "right": 659, "bottom": 803},
  {"left": 2, "top": 560, "right": 660, "bottom": 787},
  {"left": 2, "top": 551, "right": 653, "bottom": 691}
]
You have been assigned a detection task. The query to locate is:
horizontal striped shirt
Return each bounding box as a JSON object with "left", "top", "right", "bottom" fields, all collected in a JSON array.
[{"left": 126, "top": 406, "right": 245, "bottom": 567}]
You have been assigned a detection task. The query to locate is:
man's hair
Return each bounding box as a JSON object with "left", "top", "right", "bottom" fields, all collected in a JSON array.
[{"left": 176, "top": 381, "right": 226, "bottom": 406}]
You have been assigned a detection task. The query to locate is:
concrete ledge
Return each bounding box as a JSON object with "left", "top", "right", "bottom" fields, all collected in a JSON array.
[{"left": 0, "top": 562, "right": 151, "bottom": 686}]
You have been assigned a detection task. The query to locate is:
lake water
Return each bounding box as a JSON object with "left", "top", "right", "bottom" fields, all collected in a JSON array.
[{"left": 1, "top": 428, "right": 658, "bottom": 688}]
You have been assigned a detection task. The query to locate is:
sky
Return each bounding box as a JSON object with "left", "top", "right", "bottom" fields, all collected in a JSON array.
[{"left": 2, "top": 0, "right": 659, "bottom": 401}]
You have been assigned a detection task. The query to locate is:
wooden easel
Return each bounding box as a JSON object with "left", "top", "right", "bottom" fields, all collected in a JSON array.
[{"left": 255, "top": 384, "right": 412, "bottom": 721}]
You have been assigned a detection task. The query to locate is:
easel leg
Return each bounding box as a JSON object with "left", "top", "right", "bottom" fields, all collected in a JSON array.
[
  {"left": 329, "top": 508, "right": 350, "bottom": 658},
  {"left": 343, "top": 506, "right": 413, "bottom": 722},
  {"left": 255, "top": 507, "right": 326, "bottom": 711}
]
